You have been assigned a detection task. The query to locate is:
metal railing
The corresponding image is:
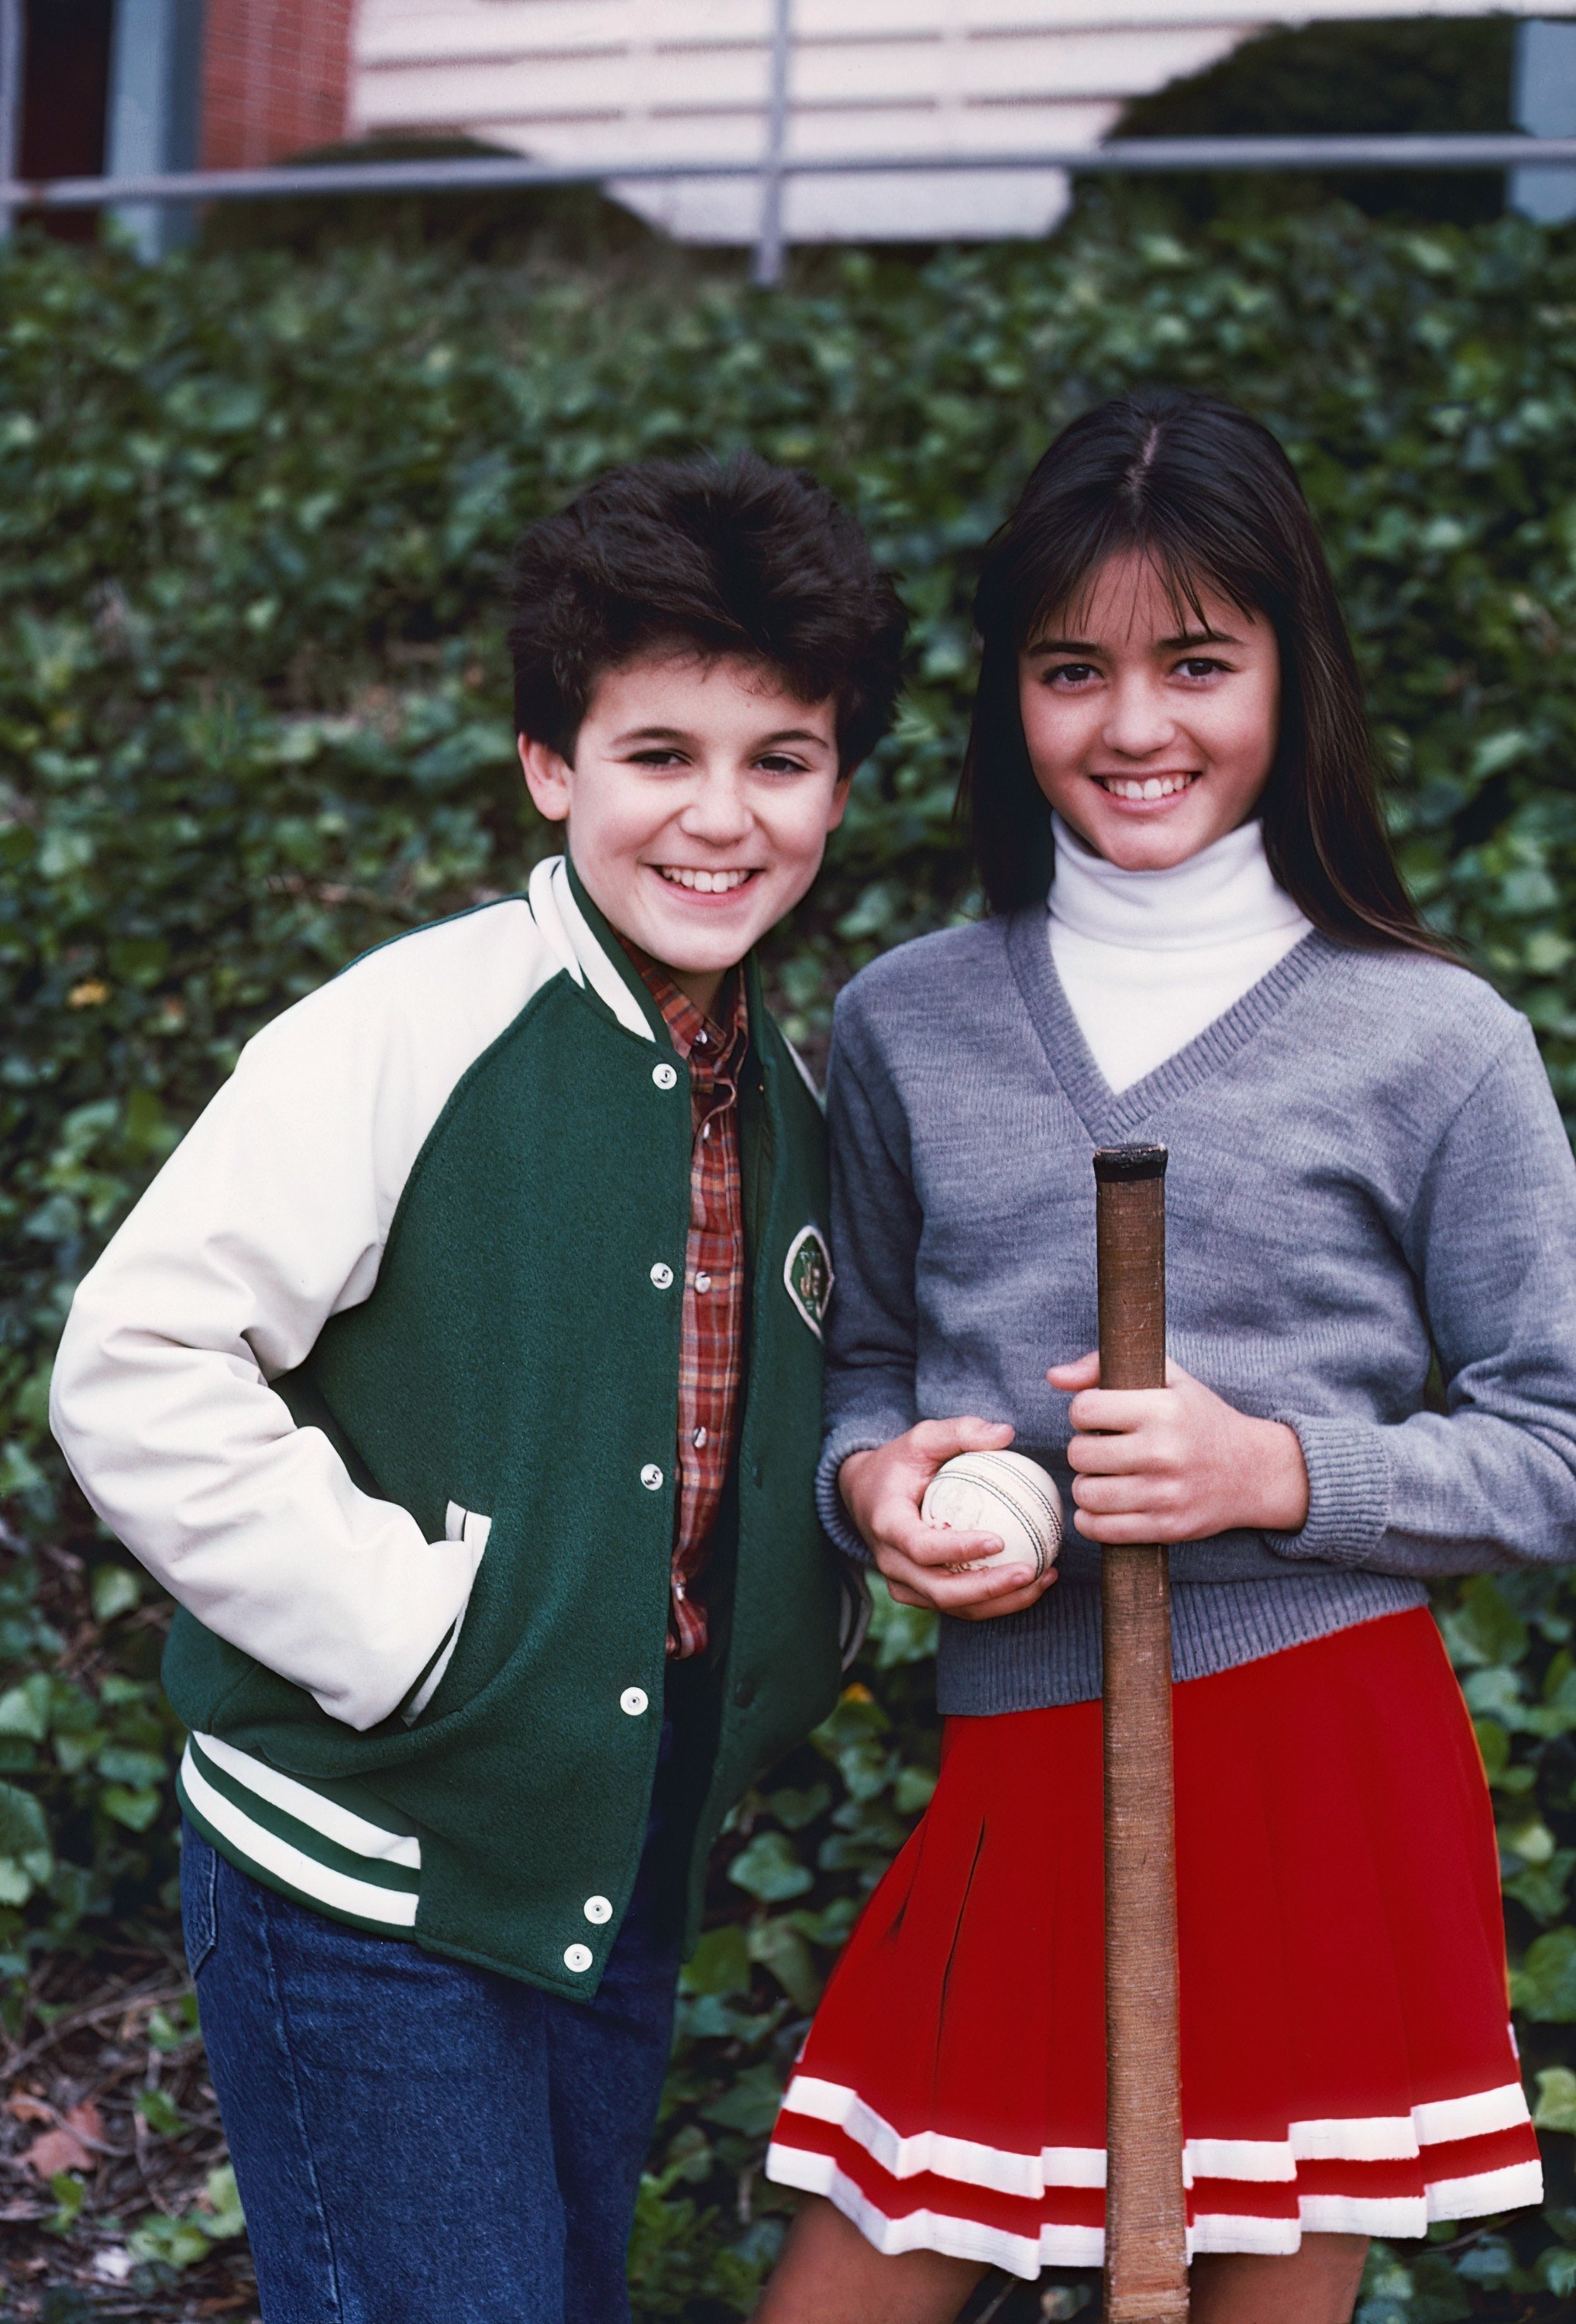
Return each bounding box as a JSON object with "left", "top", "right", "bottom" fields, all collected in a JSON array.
[
  {"left": 2, "top": 137, "right": 1574, "bottom": 282},
  {"left": 0, "top": 0, "right": 1572, "bottom": 278}
]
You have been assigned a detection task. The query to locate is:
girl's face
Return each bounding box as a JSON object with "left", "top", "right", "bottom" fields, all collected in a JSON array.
[{"left": 1017, "top": 550, "right": 1280, "bottom": 871}]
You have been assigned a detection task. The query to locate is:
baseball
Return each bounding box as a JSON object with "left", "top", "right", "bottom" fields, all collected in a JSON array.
[{"left": 920, "top": 1449, "right": 1063, "bottom": 1579}]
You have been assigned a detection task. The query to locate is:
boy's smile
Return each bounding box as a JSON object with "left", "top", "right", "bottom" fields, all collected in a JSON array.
[{"left": 520, "top": 652, "right": 848, "bottom": 1016}]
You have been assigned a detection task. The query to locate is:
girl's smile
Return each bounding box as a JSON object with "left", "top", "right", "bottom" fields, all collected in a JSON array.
[{"left": 1018, "top": 549, "right": 1280, "bottom": 871}]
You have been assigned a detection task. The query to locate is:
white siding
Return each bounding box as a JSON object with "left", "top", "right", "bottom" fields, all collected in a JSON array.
[{"left": 353, "top": 0, "right": 1551, "bottom": 243}]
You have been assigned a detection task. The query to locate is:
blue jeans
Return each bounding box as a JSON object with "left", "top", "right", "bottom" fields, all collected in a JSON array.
[{"left": 182, "top": 1773, "right": 686, "bottom": 2321}]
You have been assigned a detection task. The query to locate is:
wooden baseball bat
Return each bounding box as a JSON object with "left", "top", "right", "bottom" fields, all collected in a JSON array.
[{"left": 1093, "top": 1143, "right": 1189, "bottom": 2324}]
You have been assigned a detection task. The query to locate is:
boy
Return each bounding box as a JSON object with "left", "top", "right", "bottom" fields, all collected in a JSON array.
[{"left": 50, "top": 454, "right": 907, "bottom": 2323}]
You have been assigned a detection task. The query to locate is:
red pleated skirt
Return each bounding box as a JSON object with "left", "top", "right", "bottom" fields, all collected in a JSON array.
[{"left": 766, "top": 1609, "right": 1541, "bottom": 2277}]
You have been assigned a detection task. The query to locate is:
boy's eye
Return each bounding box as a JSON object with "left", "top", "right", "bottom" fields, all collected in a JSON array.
[
  {"left": 756, "top": 753, "right": 810, "bottom": 775},
  {"left": 628, "top": 748, "right": 687, "bottom": 768}
]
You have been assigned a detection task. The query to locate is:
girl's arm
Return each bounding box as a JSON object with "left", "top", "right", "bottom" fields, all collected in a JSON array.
[
  {"left": 1052, "top": 1016, "right": 1576, "bottom": 1575},
  {"left": 821, "top": 1002, "right": 1056, "bottom": 1619}
]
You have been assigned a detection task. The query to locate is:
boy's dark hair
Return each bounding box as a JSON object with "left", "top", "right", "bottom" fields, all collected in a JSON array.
[
  {"left": 959, "top": 387, "right": 1449, "bottom": 958},
  {"left": 508, "top": 453, "right": 907, "bottom": 769}
]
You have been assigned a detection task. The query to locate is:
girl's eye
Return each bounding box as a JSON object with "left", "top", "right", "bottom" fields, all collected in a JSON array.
[
  {"left": 1175, "top": 657, "right": 1228, "bottom": 680},
  {"left": 1044, "top": 662, "right": 1100, "bottom": 689}
]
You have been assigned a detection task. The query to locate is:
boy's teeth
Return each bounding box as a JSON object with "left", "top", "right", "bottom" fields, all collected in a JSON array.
[
  {"left": 659, "top": 867, "right": 752, "bottom": 892},
  {"left": 1100, "top": 773, "right": 1195, "bottom": 800}
]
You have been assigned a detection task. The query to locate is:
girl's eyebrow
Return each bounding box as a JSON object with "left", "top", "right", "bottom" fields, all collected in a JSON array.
[
  {"left": 1157, "top": 627, "right": 1240, "bottom": 650},
  {"left": 1024, "top": 627, "right": 1244, "bottom": 660},
  {"left": 1024, "top": 638, "right": 1103, "bottom": 659}
]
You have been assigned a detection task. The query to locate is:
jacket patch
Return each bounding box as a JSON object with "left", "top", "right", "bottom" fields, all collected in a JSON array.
[{"left": 784, "top": 1225, "right": 834, "bottom": 1340}]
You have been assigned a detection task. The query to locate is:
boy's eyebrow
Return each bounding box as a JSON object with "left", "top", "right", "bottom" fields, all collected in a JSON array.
[{"left": 611, "top": 724, "right": 832, "bottom": 748}]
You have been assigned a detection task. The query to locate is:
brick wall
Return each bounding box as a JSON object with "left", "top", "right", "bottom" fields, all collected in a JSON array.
[{"left": 201, "top": 0, "right": 356, "bottom": 170}]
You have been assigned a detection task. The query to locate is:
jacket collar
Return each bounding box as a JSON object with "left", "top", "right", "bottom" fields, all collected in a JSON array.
[{"left": 526, "top": 853, "right": 764, "bottom": 1051}]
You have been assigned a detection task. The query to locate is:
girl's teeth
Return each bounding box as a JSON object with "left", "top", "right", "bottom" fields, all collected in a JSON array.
[{"left": 1101, "top": 775, "right": 1194, "bottom": 801}]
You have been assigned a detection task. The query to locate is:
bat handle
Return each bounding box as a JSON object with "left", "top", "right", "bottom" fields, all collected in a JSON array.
[
  {"left": 1094, "top": 1143, "right": 1168, "bottom": 1392},
  {"left": 1093, "top": 1144, "right": 1189, "bottom": 2324}
]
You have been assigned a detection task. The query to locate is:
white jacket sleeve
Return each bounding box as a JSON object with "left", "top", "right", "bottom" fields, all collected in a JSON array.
[{"left": 49, "top": 902, "right": 559, "bottom": 1732}]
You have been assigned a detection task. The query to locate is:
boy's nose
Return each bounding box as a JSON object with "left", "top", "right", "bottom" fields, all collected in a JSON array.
[{"left": 678, "top": 779, "right": 754, "bottom": 841}]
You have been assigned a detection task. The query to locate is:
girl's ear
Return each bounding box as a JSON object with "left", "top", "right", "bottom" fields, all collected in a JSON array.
[{"left": 518, "top": 734, "right": 573, "bottom": 823}]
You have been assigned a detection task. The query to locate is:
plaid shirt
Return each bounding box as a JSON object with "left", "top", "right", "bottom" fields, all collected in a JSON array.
[{"left": 627, "top": 952, "right": 750, "bottom": 1659}]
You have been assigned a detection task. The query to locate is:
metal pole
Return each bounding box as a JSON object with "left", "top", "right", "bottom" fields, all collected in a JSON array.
[
  {"left": 0, "top": 0, "right": 22, "bottom": 244},
  {"left": 752, "top": 0, "right": 792, "bottom": 289},
  {"left": 11, "top": 136, "right": 1576, "bottom": 218},
  {"left": 1511, "top": 20, "right": 1576, "bottom": 223}
]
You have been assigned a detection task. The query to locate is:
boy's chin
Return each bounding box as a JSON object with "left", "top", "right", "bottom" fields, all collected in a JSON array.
[
  {"left": 637, "top": 907, "right": 770, "bottom": 978},
  {"left": 628, "top": 878, "right": 795, "bottom": 971}
]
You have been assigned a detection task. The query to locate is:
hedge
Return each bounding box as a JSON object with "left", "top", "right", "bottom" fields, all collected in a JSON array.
[{"left": 4, "top": 205, "right": 1576, "bottom": 2313}]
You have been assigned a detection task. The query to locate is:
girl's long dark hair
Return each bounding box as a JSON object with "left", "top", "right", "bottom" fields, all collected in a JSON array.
[{"left": 959, "top": 387, "right": 1446, "bottom": 955}]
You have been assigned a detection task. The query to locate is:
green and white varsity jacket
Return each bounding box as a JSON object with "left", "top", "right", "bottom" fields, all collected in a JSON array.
[{"left": 50, "top": 855, "right": 848, "bottom": 1999}]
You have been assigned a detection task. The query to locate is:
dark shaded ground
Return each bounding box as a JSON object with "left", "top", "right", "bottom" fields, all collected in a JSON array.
[{"left": 1, "top": 1941, "right": 255, "bottom": 2319}]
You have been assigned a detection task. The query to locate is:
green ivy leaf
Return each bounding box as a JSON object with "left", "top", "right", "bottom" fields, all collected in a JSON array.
[
  {"left": 0, "top": 1778, "right": 53, "bottom": 1901},
  {"left": 1512, "top": 1926, "right": 1576, "bottom": 2020},
  {"left": 136, "top": 2085, "right": 187, "bottom": 2138},
  {"left": 1440, "top": 1576, "right": 1529, "bottom": 1669},
  {"left": 1533, "top": 2064, "right": 1576, "bottom": 2133},
  {"left": 199, "top": 2162, "right": 246, "bottom": 2240},
  {"left": 699, "top": 2061, "right": 784, "bottom": 2137},
  {"left": 748, "top": 1917, "right": 824, "bottom": 2011},
  {"left": 727, "top": 1831, "right": 813, "bottom": 1903},
  {"left": 680, "top": 1922, "right": 752, "bottom": 1998},
  {"left": 90, "top": 1564, "right": 141, "bottom": 1623},
  {"left": 100, "top": 1783, "right": 161, "bottom": 1832}
]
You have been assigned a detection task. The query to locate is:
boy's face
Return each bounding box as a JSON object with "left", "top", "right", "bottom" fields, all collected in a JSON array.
[{"left": 519, "top": 651, "right": 848, "bottom": 1015}]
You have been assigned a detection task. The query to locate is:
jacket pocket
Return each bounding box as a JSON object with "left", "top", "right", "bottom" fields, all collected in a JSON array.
[{"left": 401, "top": 1504, "right": 492, "bottom": 1724}]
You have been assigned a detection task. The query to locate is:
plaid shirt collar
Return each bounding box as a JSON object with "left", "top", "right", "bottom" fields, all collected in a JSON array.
[{"left": 618, "top": 945, "right": 750, "bottom": 1077}]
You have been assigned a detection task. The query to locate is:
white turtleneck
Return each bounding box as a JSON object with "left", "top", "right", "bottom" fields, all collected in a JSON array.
[{"left": 1047, "top": 811, "right": 1313, "bottom": 1093}]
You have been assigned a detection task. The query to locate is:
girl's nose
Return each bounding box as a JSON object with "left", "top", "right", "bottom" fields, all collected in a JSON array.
[{"left": 1101, "top": 679, "right": 1177, "bottom": 759}]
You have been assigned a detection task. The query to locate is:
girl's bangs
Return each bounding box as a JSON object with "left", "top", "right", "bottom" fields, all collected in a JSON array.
[{"left": 1016, "top": 521, "right": 1264, "bottom": 653}]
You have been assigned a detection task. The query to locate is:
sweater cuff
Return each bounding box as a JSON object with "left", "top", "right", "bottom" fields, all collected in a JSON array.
[
  {"left": 816, "top": 1416, "right": 911, "bottom": 1565},
  {"left": 1263, "top": 1414, "right": 1390, "bottom": 1568}
]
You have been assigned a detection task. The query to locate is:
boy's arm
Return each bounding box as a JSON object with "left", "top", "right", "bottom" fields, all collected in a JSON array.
[{"left": 50, "top": 915, "right": 545, "bottom": 1731}]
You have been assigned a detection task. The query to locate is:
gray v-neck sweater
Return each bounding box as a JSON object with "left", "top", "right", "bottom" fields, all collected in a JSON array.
[{"left": 818, "top": 910, "right": 1576, "bottom": 1712}]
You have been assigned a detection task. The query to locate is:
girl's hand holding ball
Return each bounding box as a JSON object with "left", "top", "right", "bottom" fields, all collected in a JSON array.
[
  {"left": 1047, "top": 1353, "right": 1310, "bottom": 1542},
  {"left": 839, "top": 1419, "right": 1059, "bottom": 1621}
]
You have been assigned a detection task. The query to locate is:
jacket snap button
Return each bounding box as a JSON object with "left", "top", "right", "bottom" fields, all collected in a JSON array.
[
  {"left": 584, "top": 1895, "right": 613, "bottom": 1924},
  {"left": 649, "top": 1262, "right": 674, "bottom": 1289},
  {"left": 640, "top": 1463, "right": 664, "bottom": 1491},
  {"left": 621, "top": 1686, "right": 649, "bottom": 1717},
  {"left": 652, "top": 1061, "right": 678, "bottom": 1090},
  {"left": 732, "top": 1676, "right": 756, "bottom": 1708},
  {"left": 563, "top": 1944, "right": 594, "bottom": 1973}
]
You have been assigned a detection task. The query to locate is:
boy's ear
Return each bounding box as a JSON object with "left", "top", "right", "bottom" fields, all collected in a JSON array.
[
  {"left": 826, "top": 768, "right": 854, "bottom": 834},
  {"left": 519, "top": 734, "right": 572, "bottom": 823}
]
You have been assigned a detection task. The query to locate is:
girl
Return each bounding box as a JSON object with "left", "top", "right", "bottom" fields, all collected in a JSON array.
[{"left": 754, "top": 389, "right": 1576, "bottom": 2324}]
